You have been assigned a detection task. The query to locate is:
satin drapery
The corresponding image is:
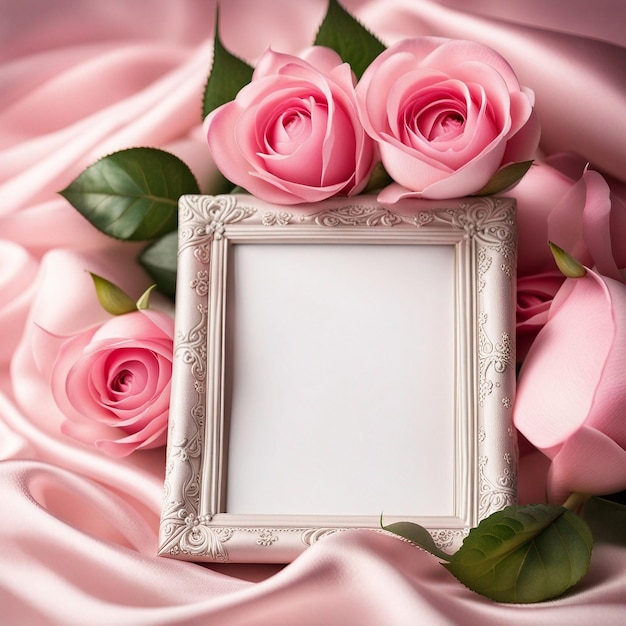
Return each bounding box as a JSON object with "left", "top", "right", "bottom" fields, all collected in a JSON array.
[{"left": 1, "top": 1, "right": 625, "bottom": 623}]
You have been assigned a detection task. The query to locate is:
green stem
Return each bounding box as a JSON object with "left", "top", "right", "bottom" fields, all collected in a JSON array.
[{"left": 562, "top": 492, "right": 591, "bottom": 514}]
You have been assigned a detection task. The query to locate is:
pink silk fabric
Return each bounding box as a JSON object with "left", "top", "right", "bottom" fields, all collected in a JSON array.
[{"left": 1, "top": 0, "right": 625, "bottom": 623}]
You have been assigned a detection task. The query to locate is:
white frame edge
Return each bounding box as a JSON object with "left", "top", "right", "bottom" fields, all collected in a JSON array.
[{"left": 159, "top": 194, "right": 518, "bottom": 563}]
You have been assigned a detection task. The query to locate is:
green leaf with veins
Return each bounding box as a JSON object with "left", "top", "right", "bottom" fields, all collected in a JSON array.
[
  {"left": 444, "top": 504, "right": 593, "bottom": 603},
  {"left": 202, "top": 8, "right": 254, "bottom": 119},
  {"left": 383, "top": 503, "right": 593, "bottom": 603},
  {"left": 60, "top": 148, "right": 199, "bottom": 241},
  {"left": 138, "top": 231, "right": 178, "bottom": 300},
  {"left": 474, "top": 160, "right": 534, "bottom": 196},
  {"left": 315, "top": 0, "right": 386, "bottom": 79}
]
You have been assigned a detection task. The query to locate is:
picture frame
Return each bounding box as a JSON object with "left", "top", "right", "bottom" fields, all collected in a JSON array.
[{"left": 158, "top": 193, "right": 518, "bottom": 563}]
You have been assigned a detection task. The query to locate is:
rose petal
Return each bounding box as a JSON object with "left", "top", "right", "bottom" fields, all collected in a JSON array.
[
  {"left": 582, "top": 169, "right": 625, "bottom": 281},
  {"left": 515, "top": 270, "right": 626, "bottom": 451},
  {"left": 547, "top": 426, "right": 626, "bottom": 504}
]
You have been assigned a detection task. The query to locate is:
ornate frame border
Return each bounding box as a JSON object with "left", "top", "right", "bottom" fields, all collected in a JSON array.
[{"left": 158, "top": 194, "right": 517, "bottom": 563}]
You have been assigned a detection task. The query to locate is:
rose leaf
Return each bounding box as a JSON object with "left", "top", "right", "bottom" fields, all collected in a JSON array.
[
  {"left": 549, "top": 242, "right": 587, "bottom": 278},
  {"left": 60, "top": 148, "right": 199, "bottom": 241},
  {"left": 363, "top": 162, "right": 393, "bottom": 193},
  {"left": 444, "top": 504, "right": 593, "bottom": 603},
  {"left": 583, "top": 495, "right": 626, "bottom": 545},
  {"left": 136, "top": 284, "right": 157, "bottom": 310},
  {"left": 473, "top": 160, "right": 534, "bottom": 196},
  {"left": 381, "top": 516, "right": 452, "bottom": 562},
  {"left": 89, "top": 273, "right": 137, "bottom": 316},
  {"left": 138, "top": 231, "right": 178, "bottom": 300},
  {"left": 202, "top": 9, "right": 254, "bottom": 119},
  {"left": 315, "top": 0, "right": 386, "bottom": 79}
]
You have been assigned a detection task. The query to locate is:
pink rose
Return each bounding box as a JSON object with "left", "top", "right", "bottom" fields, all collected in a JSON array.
[
  {"left": 540, "top": 155, "right": 626, "bottom": 284},
  {"left": 515, "top": 271, "right": 563, "bottom": 361},
  {"left": 501, "top": 157, "right": 626, "bottom": 359},
  {"left": 46, "top": 309, "right": 174, "bottom": 457},
  {"left": 204, "top": 46, "right": 377, "bottom": 204},
  {"left": 356, "top": 37, "right": 539, "bottom": 201},
  {"left": 514, "top": 269, "right": 626, "bottom": 504}
]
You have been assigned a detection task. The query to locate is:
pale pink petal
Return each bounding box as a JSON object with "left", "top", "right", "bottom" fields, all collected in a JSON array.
[
  {"left": 421, "top": 38, "right": 523, "bottom": 91},
  {"left": 299, "top": 46, "right": 344, "bottom": 75},
  {"left": 515, "top": 271, "right": 564, "bottom": 360},
  {"left": 548, "top": 426, "right": 626, "bottom": 504},
  {"left": 377, "top": 140, "right": 451, "bottom": 192},
  {"left": 358, "top": 52, "right": 421, "bottom": 137},
  {"left": 419, "top": 142, "right": 506, "bottom": 198},
  {"left": 252, "top": 48, "right": 310, "bottom": 80},
  {"left": 89, "top": 310, "right": 173, "bottom": 343},
  {"left": 546, "top": 173, "right": 591, "bottom": 264},
  {"left": 514, "top": 271, "right": 616, "bottom": 449},
  {"left": 505, "top": 161, "right": 584, "bottom": 277},
  {"left": 582, "top": 169, "right": 624, "bottom": 281},
  {"left": 501, "top": 92, "right": 540, "bottom": 162}
]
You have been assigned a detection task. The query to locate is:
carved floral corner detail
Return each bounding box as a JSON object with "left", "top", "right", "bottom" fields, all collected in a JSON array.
[
  {"left": 178, "top": 195, "right": 257, "bottom": 259},
  {"left": 413, "top": 196, "right": 516, "bottom": 278},
  {"left": 159, "top": 504, "right": 234, "bottom": 561}
]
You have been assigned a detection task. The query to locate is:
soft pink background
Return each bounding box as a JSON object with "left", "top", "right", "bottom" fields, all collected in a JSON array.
[{"left": 1, "top": 1, "right": 625, "bottom": 623}]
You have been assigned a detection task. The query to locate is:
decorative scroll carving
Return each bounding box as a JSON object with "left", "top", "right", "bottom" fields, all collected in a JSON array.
[
  {"left": 478, "top": 313, "right": 513, "bottom": 407},
  {"left": 301, "top": 528, "right": 342, "bottom": 546},
  {"left": 478, "top": 454, "right": 517, "bottom": 519},
  {"left": 429, "top": 528, "right": 469, "bottom": 552},
  {"left": 262, "top": 211, "right": 293, "bottom": 226},
  {"left": 256, "top": 529, "right": 279, "bottom": 547},
  {"left": 309, "top": 204, "right": 405, "bottom": 227}
]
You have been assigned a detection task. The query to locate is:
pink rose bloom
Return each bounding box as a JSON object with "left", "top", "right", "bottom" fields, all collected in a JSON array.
[
  {"left": 514, "top": 269, "right": 626, "bottom": 504},
  {"left": 356, "top": 37, "right": 539, "bottom": 201},
  {"left": 45, "top": 309, "right": 174, "bottom": 457},
  {"left": 515, "top": 271, "right": 564, "bottom": 361},
  {"left": 502, "top": 157, "right": 626, "bottom": 360},
  {"left": 204, "top": 46, "right": 377, "bottom": 205},
  {"left": 507, "top": 160, "right": 592, "bottom": 360}
]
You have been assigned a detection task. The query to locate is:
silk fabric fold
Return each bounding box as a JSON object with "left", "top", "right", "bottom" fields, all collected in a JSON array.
[{"left": 1, "top": 1, "right": 625, "bottom": 623}]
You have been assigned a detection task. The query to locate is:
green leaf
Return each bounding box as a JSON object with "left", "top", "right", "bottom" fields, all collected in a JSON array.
[
  {"left": 138, "top": 231, "right": 178, "bottom": 300},
  {"left": 89, "top": 272, "right": 137, "bottom": 315},
  {"left": 583, "top": 495, "right": 626, "bottom": 545},
  {"left": 314, "top": 0, "right": 386, "bottom": 79},
  {"left": 136, "top": 284, "right": 157, "bottom": 310},
  {"left": 363, "top": 161, "right": 392, "bottom": 193},
  {"left": 597, "top": 490, "right": 626, "bottom": 508},
  {"left": 60, "top": 148, "right": 199, "bottom": 241},
  {"left": 381, "top": 516, "right": 452, "bottom": 562},
  {"left": 202, "top": 9, "right": 254, "bottom": 119},
  {"left": 473, "top": 160, "right": 534, "bottom": 196},
  {"left": 549, "top": 242, "right": 587, "bottom": 278},
  {"left": 444, "top": 504, "right": 593, "bottom": 603}
]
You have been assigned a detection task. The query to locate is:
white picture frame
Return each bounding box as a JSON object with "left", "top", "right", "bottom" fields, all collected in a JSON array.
[{"left": 159, "top": 194, "right": 518, "bottom": 563}]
